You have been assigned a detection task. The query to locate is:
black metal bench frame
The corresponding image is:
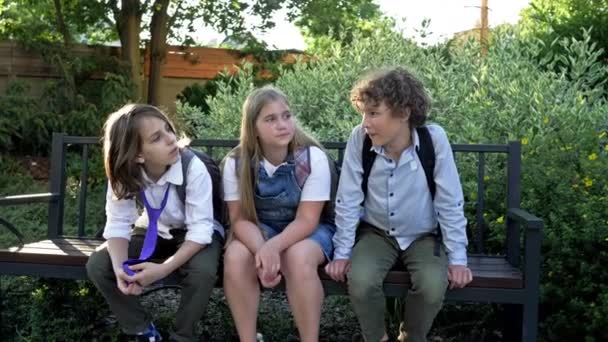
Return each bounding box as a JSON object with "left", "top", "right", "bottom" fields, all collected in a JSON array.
[{"left": 0, "top": 132, "right": 543, "bottom": 341}]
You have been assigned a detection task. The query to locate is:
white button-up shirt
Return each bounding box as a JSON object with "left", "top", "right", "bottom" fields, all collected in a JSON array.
[
  {"left": 103, "top": 156, "right": 224, "bottom": 245},
  {"left": 332, "top": 124, "right": 468, "bottom": 265}
]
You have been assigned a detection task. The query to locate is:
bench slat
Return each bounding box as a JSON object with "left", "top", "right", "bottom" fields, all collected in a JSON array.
[{"left": 1, "top": 239, "right": 522, "bottom": 289}]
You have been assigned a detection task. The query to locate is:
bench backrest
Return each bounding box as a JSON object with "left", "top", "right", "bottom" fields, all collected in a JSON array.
[{"left": 47, "top": 133, "right": 522, "bottom": 266}]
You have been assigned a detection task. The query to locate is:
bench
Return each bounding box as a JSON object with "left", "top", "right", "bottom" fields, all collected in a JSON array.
[{"left": 0, "top": 132, "right": 543, "bottom": 341}]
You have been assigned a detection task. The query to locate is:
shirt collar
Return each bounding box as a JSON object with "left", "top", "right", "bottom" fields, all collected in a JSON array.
[{"left": 141, "top": 155, "right": 184, "bottom": 186}]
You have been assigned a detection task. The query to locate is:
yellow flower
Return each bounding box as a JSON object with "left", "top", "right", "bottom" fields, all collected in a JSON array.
[
  {"left": 600, "top": 132, "right": 607, "bottom": 139},
  {"left": 572, "top": 184, "right": 579, "bottom": 189},
  {"left": 521, "top": 138, "right": 529, "bottom": 145},
  {"left": 604, "top": 145, "right": 608, "bottom": 151},
  {"left": 588, "top": 153, "right": 598, "bottom": 161},
  {"left": 543, "top": 117, "right": 550, "bottom": 124},
  {"left": 496, "top": 216, "right": 504, "bottom": 224},
  {"left": 584, "top": 177, "right": 593, "bottom": 187},
  {"left": 484, "top": 176, "right": 490, "bottom": 182}
]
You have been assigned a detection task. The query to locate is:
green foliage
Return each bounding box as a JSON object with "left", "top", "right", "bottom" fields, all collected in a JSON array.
[
  {"left": 293, "top": 0, "right": 382, "bottom": 44},
  {"left": 520, "top": 0, "right": 608, "bottom": 63},
  {"left": 181, "top": 23, "right": 608, "bottom": 340}
]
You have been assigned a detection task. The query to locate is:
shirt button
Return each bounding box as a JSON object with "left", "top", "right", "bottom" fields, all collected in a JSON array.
[
  {"left": 390, "top": 173, "right": 393, "bottom": 177},
  {"left": 388, "top": 159, "right": 393, "bottom": 163},
  {"left": 389, "top": 192, "right": 394, "bottom": 197},
  {"left": 390, "top": 212, "right": 394, "bottom": 216},
  {"left": 391, "top": 227, "right": 396, "bottom": 231},
  {"left": 337, "top": 199, "right": 341, "bottom": 203}
]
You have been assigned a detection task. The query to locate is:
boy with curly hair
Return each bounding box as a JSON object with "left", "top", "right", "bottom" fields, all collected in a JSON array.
[{"left": 325, "top": 67, "right": 472, "bottom": 342}]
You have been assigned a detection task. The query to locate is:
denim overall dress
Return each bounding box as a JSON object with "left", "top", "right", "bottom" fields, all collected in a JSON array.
[{"left": 254, "top": 153, "right": 336, "bottom": 260}]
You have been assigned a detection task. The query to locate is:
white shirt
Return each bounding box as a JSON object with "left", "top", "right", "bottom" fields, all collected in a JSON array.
[
  {"left": 222, "top": 146, "right": 331, "bottom": 202},
  {"left": 333, "top": 124, "right": 468, "bottom": 265},
  {"left": 103, "top": 156, "right": 224, "bottom": 245}
]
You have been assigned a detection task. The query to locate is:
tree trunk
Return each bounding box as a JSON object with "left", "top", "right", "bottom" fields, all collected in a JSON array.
[
  {"left": 52, "top": 0, "right": 71, "bottom": 47},
  {"left": 147, "top": 0, "right": 170, "bottom": 106},
  {"left": 116, "top": 0, "right": 143, "bottom": 101}
]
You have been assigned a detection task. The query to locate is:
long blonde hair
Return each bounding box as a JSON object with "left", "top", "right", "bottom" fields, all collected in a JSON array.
[
  {"left": 103, "top": 104, "right": 178, "bottom": 199},
  {"left": 234, "top": 85, "right": 323, "bottom": 224}
]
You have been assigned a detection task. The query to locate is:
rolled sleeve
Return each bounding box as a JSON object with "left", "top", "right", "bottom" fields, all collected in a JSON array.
[
  {"left": 103, "top": 183, "right": 139, "bottom": 241},
  {"left": 333, "top": 125, "right": 366, "bottom": 260},
  {"left": 429, "top": 125, "right": 469, "bottom": 266},
  {"left": 183, "top": 158, "right": 216, "bottom": 245}
]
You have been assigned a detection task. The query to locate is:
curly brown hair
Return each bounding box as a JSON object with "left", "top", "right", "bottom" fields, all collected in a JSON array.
[{"left": 350, "top": 67, "right": 430, "bottom": 127}]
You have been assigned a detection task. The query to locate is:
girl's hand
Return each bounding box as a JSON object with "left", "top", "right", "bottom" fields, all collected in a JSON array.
[
  {"left": 257, "top": 267, "right": 282, "bottom": 288},
  {"left": 255, "top": 240, "right": 281, "bottom": 286},
  {"left": 127, "top": 262, "right": 170, "bottom": 287}
]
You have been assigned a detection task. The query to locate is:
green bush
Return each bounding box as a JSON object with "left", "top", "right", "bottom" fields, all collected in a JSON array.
[{"left": 180, "top": 24, "right": 608, "bottom": 341}]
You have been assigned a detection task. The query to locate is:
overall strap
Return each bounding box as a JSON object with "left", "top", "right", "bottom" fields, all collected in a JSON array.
[{"left": 294, "top": 146, "right": 311, "bottom": 189}]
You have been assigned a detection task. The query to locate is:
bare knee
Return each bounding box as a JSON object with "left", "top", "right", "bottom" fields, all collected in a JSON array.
[
  {"left": 282, "top": 241, "right": 322, "bottom": 282},
  {"left": 223, "top": 240, "right": 255, "bottom": 282}
]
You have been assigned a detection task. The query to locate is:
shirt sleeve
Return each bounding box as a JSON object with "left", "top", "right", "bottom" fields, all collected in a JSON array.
[
  {"left": 428, "top": 124, "right": 469, "bottom": 266},
  {"left": 103, "top": 182, "right": 139, "bottom": 241},
  {"left": 332, "top": 125, "right": 366, "bottom": 259},
  {"left": 183, "top": 158, "right": 216, "bottom": 245},
  {"left": 222, "top": 156, "right": 240, "bottom": 201},
  {"left": 300, "top": 146, "right": 331, "bottom": 201}
]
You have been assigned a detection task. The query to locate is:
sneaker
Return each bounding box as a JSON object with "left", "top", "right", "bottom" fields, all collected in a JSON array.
[
  {"left": 256, "top": 332, "right": 264, "bottom": 342},
  {"left": 128, "top": 322, "right": 162, "bottom": 342}
]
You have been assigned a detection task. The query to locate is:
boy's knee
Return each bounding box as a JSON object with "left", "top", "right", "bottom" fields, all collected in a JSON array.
[
  {"left": 86, "top": 249, "right": 111, "bottom": 280},
  {"left": 412, "top": 271, "right": 448, "bottom": 304},
  {"left": 348, "top": 267, "right": 382, "bottom": 300}
]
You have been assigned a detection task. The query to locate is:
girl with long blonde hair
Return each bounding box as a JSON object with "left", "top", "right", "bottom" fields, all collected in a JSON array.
[{"left": 222, "top": 85, "right": 336, "bottom": 342}]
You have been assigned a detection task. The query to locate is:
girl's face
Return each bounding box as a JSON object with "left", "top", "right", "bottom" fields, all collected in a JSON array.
[
  {"left": 136, "top": 116, "right": 179, "bottom": 173},
  {"left": 255, "top": 100, "right": 295, "bottom": 151}
]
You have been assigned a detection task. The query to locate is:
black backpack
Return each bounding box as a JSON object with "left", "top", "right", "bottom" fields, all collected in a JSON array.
[
  {"left": 177, "top": 147, "right": 229, "bottom": 228},
  {"left": 361, "top": 125, "right": 442, "bottom": 254}
]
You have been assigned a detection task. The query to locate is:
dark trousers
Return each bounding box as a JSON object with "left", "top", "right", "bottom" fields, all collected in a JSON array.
[
  {"left": 348, "top": 222, "right": 448, "bottom": 342},
  {"left": 86, "top": 229, "right": 222, "bottom": 342}
]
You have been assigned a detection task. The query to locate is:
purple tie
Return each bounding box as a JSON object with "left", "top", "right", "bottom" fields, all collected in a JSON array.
[{"left": 122, "top": 185, "right": 170, "bottom": 276}]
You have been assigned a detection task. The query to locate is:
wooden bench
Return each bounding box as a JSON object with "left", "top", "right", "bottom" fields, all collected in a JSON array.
[{"left": 0, "top": 132, "right": 543, "bottom": 341}]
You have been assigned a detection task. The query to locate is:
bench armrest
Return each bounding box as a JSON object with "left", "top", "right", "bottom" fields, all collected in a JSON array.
[
  {"left": 507, "top": 208, "right": 543, "bottom": 230},
  {"left": 0, "top": 193, "right": 60, "bottom": 206}
]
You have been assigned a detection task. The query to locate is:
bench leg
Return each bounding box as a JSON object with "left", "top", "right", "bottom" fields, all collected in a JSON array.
[
  {"left": 503, "top": 304, "right": 522, "bottom": 342},
  {"left": 522, "top": 300, "right": 538, "bottom": 342}
]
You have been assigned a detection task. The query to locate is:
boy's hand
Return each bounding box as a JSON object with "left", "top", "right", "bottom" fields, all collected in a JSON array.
[
  {"left": 324, "top": 259, "right": 351, "bottom": 282},
  {"left": 114, "top": 268, "right": 143, "bottom": 295},
  {"left": 127, "top": 262, "right": 170, "bottom": 287},
  {"left": 447, "top": 265, "right": 473, "bottom": 289}
]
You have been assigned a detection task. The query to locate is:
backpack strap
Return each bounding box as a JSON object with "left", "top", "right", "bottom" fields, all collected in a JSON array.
[
  {"left": 294, "top": 147, "right": 311, "bottom": 189},
  {"left": 415, "top": 126, "right": 436, "bottom": 199},
  {"left": 176, "top": 147, "right": 196, "bottom": 205},
  {"left": 361, "top": 134, "right": 377, "bottom": 200},
  {"left": 415, "top": 126, "right": 442, "bottom": 256}
]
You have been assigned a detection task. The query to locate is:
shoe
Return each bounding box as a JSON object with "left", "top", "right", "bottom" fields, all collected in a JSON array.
[{"left": 128, "top": 322, "right": 163, "bottom": 342}]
